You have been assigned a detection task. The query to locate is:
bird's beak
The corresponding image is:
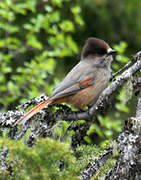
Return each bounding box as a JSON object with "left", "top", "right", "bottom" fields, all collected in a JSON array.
[{"left": 107, "top": 48, "right": 116, "bottom": 55}]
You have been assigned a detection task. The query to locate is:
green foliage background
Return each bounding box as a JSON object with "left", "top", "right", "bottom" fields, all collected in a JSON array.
[
  {"left": 0, "top": 0, "right": 141, "bottom": 179},
  {"left": 0, "top": 137, "right": 115, "bottom": 180}
]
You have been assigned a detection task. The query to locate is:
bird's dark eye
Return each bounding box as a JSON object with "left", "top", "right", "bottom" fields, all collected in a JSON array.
[{"left": 95, "top": 49, "right": 106, "bottom": 55}]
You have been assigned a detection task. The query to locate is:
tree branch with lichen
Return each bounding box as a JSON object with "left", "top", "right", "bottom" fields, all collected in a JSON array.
[{"left": 0, "top": 51, "right": 141, "bottom": 179}]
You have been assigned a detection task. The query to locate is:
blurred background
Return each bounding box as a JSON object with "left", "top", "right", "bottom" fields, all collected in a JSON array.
[{"left": 0, "top": 0, "right": 140, "bottom": 144}]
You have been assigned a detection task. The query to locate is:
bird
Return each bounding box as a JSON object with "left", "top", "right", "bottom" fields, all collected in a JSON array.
[{"left": 14, "top": 37, "right": 116, "bottom": 125}]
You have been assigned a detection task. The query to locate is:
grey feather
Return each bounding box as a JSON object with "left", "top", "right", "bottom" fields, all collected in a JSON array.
[{"left": 50, "top": 60, "right": 98, "bottom": 100}]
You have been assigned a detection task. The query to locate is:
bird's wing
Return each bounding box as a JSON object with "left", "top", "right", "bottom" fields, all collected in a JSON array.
[{"left": 50, "top": 61, "right": 98, "bottom": 100}]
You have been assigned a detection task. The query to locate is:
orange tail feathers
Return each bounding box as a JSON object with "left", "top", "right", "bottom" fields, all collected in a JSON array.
[{"left": 14, "top": 100, "right": 52, "bottom": 126}]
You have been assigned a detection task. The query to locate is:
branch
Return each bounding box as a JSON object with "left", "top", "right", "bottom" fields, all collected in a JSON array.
[{"left": 105, "top": 76, "right": 141, "bottom": 180}]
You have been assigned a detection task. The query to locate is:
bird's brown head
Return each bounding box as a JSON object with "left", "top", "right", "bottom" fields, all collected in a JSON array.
[{"left": 81, "top": 37, "right": 116, "bottom": 59}]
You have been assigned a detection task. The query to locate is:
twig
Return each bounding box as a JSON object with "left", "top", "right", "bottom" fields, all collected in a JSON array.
[
  {"left": 78, "top": 147, "right": 113, "bottom": 180},
  {"left": 111, "top": 55, "right": 135, "bottom": 79}
]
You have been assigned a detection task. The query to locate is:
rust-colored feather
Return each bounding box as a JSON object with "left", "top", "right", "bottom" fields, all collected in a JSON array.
[
  {"left": 14, "top": 100, "right": 52, "bottom": 125},
  {"left": 80, "top": 76, "right": 95, "bottom": 87}
]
